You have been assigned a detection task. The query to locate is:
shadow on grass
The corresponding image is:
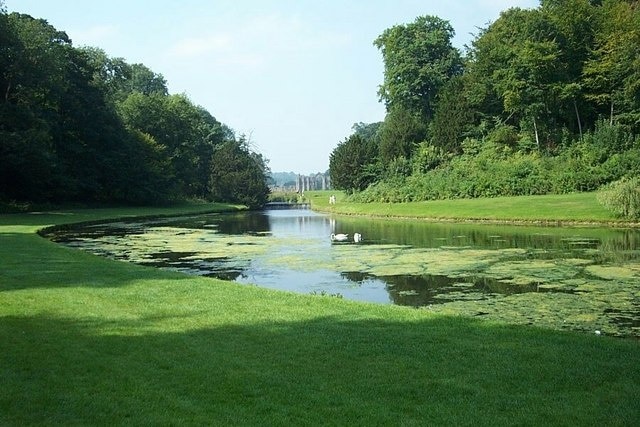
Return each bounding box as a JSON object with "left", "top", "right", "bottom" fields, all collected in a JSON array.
[{"left": 1, "top": 312, "right": 638, "bottom": 425}]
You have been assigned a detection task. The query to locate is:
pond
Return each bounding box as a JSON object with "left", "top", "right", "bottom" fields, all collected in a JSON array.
[{"left": 47, "top": 208, "right": 640, "bottom": 337}]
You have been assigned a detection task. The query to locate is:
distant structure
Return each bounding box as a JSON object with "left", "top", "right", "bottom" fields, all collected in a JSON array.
[{"left": 296, "top": 173, "right": 331, "bottom": 192}]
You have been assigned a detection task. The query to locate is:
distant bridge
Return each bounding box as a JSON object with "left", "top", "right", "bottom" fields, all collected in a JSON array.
[{"left": 264, "top": 202, "right": 310, "bottom": 210}]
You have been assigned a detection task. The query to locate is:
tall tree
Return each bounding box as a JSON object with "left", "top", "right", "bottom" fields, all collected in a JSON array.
[
  {"left": 128, "top": 63, "right": 168, "bottom": 96},
  {"left": 81, "top": 48, "right": 168, "bottom": 103},
  {"left": 209, "top": 136, "right": 270, "bottom": 208},
  {"left": 351, "top": 122, "right": 382, "bottom": 143},
  {"left": 374, "top": 15, "right": 462, "bottom": 121},
  {"left": 583, "top": 0, "right": 640, "bottom": 131},
  {"left": 117, "top": 92, "right": 220, "bottom": 198},
  {"left": 430, "top": 75, "right": 474, "bottom": 153},
  {"left": 0, "top": 8, "right": 268, "bottom": 206},
  {"left": 329, "top": 134, "right": 380, "bottom": 193},
  {"left": 378, "top": 105, "right": 428, "bottom": 163},
  {"left": 542, "top": 0, "right": 597, "bottom": 138},
  {"left": 0, "top": 13, "right": 73, "bottom": 201},
  {"left": 468, "top": 7, "right": 563, "bottom": 148}
]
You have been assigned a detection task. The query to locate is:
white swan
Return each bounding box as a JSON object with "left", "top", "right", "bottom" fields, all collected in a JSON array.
[
  {"left": 353, "top": 233, "right": 362, "bottom": 243},
  {"left": 331, "top": 233, "right": 349, "bottom": 242}
]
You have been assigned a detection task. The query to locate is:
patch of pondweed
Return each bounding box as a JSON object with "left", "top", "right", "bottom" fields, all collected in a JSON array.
[{"left": 49, "top": 213, "right": 640, "bottom": 337}]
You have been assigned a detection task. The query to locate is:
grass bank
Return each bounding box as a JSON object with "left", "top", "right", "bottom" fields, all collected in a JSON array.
[
  {"left": 307, "top": 191, "right": 627, "bottom": 225},
  {"left": 1, "top": 204, "right": 639, "bottom": 425}
]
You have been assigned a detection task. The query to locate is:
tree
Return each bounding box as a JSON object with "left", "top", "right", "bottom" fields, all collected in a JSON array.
[
  {"left": 128, "top": 63, "right": 168, "bottom": 96},
  {"left": 209, "top": 136, "right": 270, "bottom": 208},
  {"left": 583, "top": 0, "right": 640, "bottom": 131},
  {"left": 0, "top": 8, "right": 269, "bottom": 206},
  {"left": 0, "top": 13, "right": 77, "bottom": 201},
  {"left": 374, "top": 15, "right": 462, "bottom": 121},
  {"left": 542, "top": 0, "right": 598, "bottom": 138},
  {"left": 82, "top": 48, "right": 168, "bottom": 103},
  {"left": 430, "top": 76, "right": 474, "bottom": 153},
  {"left": 329, "top": 134, "right": 379, "bottom": 193},
  {"left": 351, "top": 122, "right": 382, "bottom": 142},
  {"left": 117, "top": 92, "right": 223, "bottom": 198},
  {"left": 81, "top": 47, "right": 131, "bottom": 104},
  {"left": 378, "top": 105, "right": 427, "bottom": 164},
  {"left": 467, "top": 7, "right": 564, "bottom": 148}
]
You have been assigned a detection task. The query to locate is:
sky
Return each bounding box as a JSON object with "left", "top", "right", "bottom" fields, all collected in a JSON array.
[{"left": 8, "top": 0, "right": 539, "bottom": 174}]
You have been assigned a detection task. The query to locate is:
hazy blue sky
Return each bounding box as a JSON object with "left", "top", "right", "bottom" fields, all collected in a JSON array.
[{"left": 8, "top": 0, "right": 538, "bottom": 173}]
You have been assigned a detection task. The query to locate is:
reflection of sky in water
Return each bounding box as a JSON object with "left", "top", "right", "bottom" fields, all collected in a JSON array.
[
  {"left": 48, "top": 208, "right": 640, "bottom": 336},
  {"left": 216, "top": 209, "right": 393, "bottom": 303},
  {"left": 236, "top": 267, "right": 393, "bottom": 305}
]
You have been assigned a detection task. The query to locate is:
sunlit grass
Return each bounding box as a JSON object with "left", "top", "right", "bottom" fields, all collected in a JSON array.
[
  {"left": 308, "top": 191, "right": 619, "bottom": 224},
  {"left": 1, "top": 205, "right": 639, "bottom": 425}
]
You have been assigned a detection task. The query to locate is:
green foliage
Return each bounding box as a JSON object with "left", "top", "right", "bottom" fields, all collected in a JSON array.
[
  {"left": 329, "top": 134, "right": 380, "bottom": 193},
  {"left": 81, "top": 47, "right": 168, "bottom": 104},
  {"left": 351, "top": 1, "right": 640, "bottom": 203},
  {"left": 583, "top": 119, "right": 635, "bottom": 152},
  {"left": 117, "top": 92, "right": 225, "bottom": 199},
  {"left": 268, "top": 191, "right": 301, "bottom": 203},
  {"left": 0, "top": 9, "right": 268, "bottom": 207},
  {"left": 583, "top": 0, "right": 640, "bottom": 132},
  {"left": 597, "top": 177, "right": 640, "bottom": 219},
  {"left": 209, "top": 137, "right": 270, "bottom": 209},
  {"left": 412, "top": 142, "right": 446, "bottom": 174},
  {"left": 489, "top": 124, "right": 519, "bottom": 148},
  {"left": 378, "top": 106, "right": 427, "bottom": 164},
  {"left": 374, "top": 15, "right": 462, "bottom": 120},
  {"left": 430, "top": 76, "right": 474, "bottom": 153},
  {"left": 353, "top": 123, "right": 640, "bottom": 203},
  {"left": 351, "top": 121, "right": 382, "bottom": 142}
]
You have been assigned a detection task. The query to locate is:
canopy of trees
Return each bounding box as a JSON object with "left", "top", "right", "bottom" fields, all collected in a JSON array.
[
  {"left": 330, "top": 1, "right": 640, "bottom": 201},
  {"left": 0, "top": 5, "right": 270, "bottom": 208}
]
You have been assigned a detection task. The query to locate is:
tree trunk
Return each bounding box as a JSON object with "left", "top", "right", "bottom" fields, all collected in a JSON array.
[
  {"left": 610, "top": 98, "right": 614, "bottom": 126},
  {"left": 533, "top": 117, "right": 540, "bottom": 149},
  {"left": 573, "top": 99, "right": 583, "bottom": 140}
]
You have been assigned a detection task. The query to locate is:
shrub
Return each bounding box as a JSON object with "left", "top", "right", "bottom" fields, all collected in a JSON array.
[
  {"left": 488, "top": 124, "right": 518, "bottom": 148},
  {"left": 352, "top": 131, "right": 640, "bottom": 204},
  {"left": 597, "top": 177, "right": 640, "bottom": 219},
  {"left": 584, "top": 120, "right": 635, "bottom": 153},
  {"left": 412, "top": 142, "right": 446, "bottom": 174},
  {"left": 268, "top": 191, "right": 301, "bottom": 203}
]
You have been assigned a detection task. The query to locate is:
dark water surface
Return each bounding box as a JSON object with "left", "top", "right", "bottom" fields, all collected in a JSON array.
[{"left": 48, "top": 208, "right": 640, "bottom": 336}]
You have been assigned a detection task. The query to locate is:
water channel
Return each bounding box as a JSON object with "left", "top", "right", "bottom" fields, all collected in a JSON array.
[{"left": 47, "top": 208, "right": 640, "bottom": 337}]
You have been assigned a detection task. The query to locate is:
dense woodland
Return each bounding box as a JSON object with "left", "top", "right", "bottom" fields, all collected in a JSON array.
[
  {"left": 0, "top": 3, "right": 270, "bottom": 208},
  {"left": 330, "top": 0, "right": 640, "bottom": 207}
]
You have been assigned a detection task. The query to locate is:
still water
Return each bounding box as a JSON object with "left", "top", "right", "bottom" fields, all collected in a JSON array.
[{"left": 49, "top": 208, "right": 640, "bottom": 336}]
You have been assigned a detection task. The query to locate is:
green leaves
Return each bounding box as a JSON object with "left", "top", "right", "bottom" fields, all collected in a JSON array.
[
  {"left": 374, "top": 15, "right": 462, "bottom": 121},
  {"left": 0, "top": 9, "right": 271, "bottom": 206},
  {"left": 329, "top": 134, "right": 380, "bottom": 193},
  {"left": 597, "top": 176, "right": 640, "bottom": 219},
  {"left": 209, "top": 138, "right": 270, "bottom": 209}
]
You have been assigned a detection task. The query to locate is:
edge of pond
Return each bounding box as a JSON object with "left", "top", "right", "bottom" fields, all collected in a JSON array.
[
  {"left": 36, "top": 205, "right": 248, "bottom": 238},
  {"left": 310, "top": 206, "right": 640, "bottom": 229}
]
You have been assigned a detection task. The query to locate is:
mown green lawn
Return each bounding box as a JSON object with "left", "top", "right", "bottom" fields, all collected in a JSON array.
[
  {"left": 307, "top": 191, "right": 622, "bottom": 224},
  {"left": 1, "top": 201, "right": 639, "bottom": 425}
]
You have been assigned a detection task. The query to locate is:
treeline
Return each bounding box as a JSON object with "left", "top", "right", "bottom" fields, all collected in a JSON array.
[
  {"left": 330, "top": 0, "right": 640, "bottom": 204},
  {"left": 0, "top": 7, "right": 270, "bottom": 208}
]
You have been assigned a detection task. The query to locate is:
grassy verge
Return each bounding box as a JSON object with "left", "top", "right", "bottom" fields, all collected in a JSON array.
[
  {"left": 307, "top": 191, "right": 627, "bottom": 225},
  {"left": 1, "top": 204, "right": 639, "bottom": 425}
]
